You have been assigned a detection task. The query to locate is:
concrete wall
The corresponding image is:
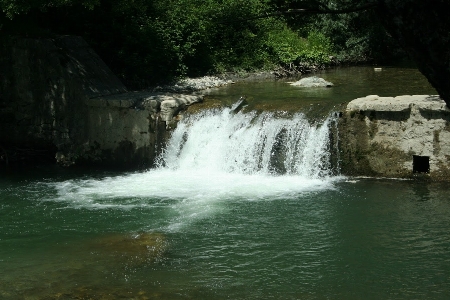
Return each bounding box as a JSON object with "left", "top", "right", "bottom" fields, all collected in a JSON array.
[
  {"left": 0, "top": 36, "right": 98, "bottom": 164},
  {"left": 72, "top": 92, "right": 201, "bottom": 168},
  {"left": 338, "top": 95, "right": 450, "bottom": 180},
  {"left": 0, "top": 36, "right": 201, "bottom": 168}
]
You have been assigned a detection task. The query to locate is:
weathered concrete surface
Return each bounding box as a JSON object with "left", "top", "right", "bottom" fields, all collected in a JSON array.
[
  {"left": 0, "top": 36, "right": 202, "bottom": 168},
  {"left": 339, "top": 95, "right": 450, "bottom": 180},
  {"left": 72, "top": 92, "right": 202, "bottom": 168}
]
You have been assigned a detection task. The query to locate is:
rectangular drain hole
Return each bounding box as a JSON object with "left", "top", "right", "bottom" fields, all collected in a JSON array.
[{"left": 413, "top": 155, "right": 430, "bottom": 173}]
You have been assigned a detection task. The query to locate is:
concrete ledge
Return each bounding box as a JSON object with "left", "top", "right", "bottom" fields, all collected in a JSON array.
[
  {"left": 339, "top": 94, "right": 450, "bottom": 181},
  {"left": 67, "top": 92, "right": 203, "bottom": 168},
  {"left": 87, "top": 91, "right": 201, "bottom": 109},
  {"left": 346, "top": 95, "right": 447, "bottom": 112}
]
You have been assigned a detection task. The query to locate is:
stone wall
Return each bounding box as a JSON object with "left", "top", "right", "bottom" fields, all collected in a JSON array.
[
  {"left": 0, "top": 36, "right": 201, "bottom": 168},
  {"left": 0, "top": 36, "right": 96, "bottom": 164},
  {"left": 70, "top": 92, "right": 201, "bottom": 168},
  {"left": 338, "top": 95, "right": 450, "bottom": 180}
]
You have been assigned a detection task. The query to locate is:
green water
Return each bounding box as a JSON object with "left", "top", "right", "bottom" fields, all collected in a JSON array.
[
  {"left": 1, "top": 66, "right": 449, "bottom": 300},
  {"left": 205, "top": 66, "right": 437, "bottom": 115},
  {"left": 1, "top": 169, "right": 450, "bottom": 299}
]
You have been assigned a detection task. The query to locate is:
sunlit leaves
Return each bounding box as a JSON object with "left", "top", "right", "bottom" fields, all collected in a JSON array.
[{"left": 0, "top": 0, "right": 99, "bottom": 18}]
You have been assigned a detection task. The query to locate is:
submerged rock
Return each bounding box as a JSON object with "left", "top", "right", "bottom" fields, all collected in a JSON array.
[
  {"left": 89, "top": 232, "right": 168, "bottom": 265},
  {"left": 289, "top": 76, "right": 333, "bottom": 87},
  {"left": 46, "top": 286, "right": 164, "bottom": 300}
]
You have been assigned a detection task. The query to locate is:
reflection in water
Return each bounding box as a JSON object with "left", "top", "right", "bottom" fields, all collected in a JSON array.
[
  {"left": 411, "top": 181, "right": 431, "bottom": 201},
  {"left": 331, "top": 179, "right": 450, "bottom": 299}
]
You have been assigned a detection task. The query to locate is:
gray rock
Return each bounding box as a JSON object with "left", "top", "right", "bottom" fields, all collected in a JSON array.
[
  {"left": 155, "top": 76, "right": 233, "bottom": 92},
  {"left": 289, "top": 76, "right": 333, "bottom": 87},
  {"left": 159, "top": 94, "right": 202, "bottom": 122}
]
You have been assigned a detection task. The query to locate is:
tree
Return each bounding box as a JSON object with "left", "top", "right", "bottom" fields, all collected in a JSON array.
[
  {"left": 3, "top": 0, "right": 449, "bottom": 106},
  {"left": 375, "top": 0, "right": 450, "bottom": 107},
  {"left": 264, "top": 0, "right": 450, "bottom": 106},
  {"left": 2, "top": 0, "right": 336, "bottom": 87},
  {"left": 0, "top": 0, "right": 99, "bottom": 18}
]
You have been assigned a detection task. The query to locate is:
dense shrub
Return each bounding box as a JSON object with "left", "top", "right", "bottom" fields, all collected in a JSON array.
[
  {"left": 1, "top": 0, "right": 395, "bottom": 88},
  {"left": 299, "top": 0, "right": 403, "bottom": 63}
]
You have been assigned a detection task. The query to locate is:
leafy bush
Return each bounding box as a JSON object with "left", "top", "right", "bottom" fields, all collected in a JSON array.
[
  {"left": 297, "top": 30, "right": 333, "bottom": 65},
  {"left": 306, "top": 2, "right": 402, "bottom": 63},
  {"left": 266, "top": 26, "right": 333, "bottom": 67},
  {"left": 266, "top": 23, "right": 307, "bottom": 64},
  {"left": 1, "top": 0, "right": 397, "bottom": 88}
]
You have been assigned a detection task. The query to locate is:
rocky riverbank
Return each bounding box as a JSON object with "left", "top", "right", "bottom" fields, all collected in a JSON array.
[
  {"left": 152, "top": 71, "right": 280, "bottom": 93},
  {"left": 153, "top": 76, "right": 234, "bottom": 93},
  {"left": 151, "top": 61, "right": 334, "bottom": 93}
]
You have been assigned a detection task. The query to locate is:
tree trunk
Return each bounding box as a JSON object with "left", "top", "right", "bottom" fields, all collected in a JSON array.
[{"left": 376, "top": 0, "right": 450, "bottom": 106}]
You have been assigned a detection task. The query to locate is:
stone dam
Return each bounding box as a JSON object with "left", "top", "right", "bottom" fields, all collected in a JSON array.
[{"left": 1, "top": 36, "right": 449, "bottom": 180}]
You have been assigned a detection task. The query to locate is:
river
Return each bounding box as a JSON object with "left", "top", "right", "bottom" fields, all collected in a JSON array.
[{"left": 1, "top": 66, "right": 450, "bottom": 299}]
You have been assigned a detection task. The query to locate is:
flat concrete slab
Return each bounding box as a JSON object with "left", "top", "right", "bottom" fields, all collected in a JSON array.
[{"left": 347, "top": 95, "right": 448, "bottom": 112}]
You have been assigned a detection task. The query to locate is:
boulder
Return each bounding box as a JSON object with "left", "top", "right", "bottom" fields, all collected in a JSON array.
[{"left": 289, "top": 76, "right": 333, "bottom": 87}]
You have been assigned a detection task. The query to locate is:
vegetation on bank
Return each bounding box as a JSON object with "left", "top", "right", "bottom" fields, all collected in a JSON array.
[{"left": 1, "top": 0, "right": 401, "bottom": 89}]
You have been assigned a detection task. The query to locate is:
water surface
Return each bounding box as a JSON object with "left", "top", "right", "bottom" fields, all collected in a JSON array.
[
  {"left": 1, "top": 66, "right": 448, "bottom": 300},
  {"left": 203, "top": 66, "right": 437, "bottom": 115},
  {"left": 2, "top": 170, "right": 450, "bottom": 299}
]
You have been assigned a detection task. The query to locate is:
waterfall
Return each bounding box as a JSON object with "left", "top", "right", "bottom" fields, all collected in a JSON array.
[
  {"left": 48, "top": 104, "right": 341, "bottom": 229},
  {"left": 158, "top": 106, "right": 338, "bottom": 179}
]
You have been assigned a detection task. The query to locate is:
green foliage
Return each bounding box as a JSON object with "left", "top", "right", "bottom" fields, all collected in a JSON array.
[
  {"left": 298, "top": 30, "right": 333, "bottom": 65},
  {"left": 299, "top": 0, "right": 402, "bottom": 63},
  {"left": 266, "top": 24, "right": 307, "bottom": 64},
  {"left": 1, "top": 0, "right": 401, "bottom": 88},
  {"left": 0, "top": 0, "right": 99, "bottom": 18},
  {"left": 266, "top": 26, "right": 333, "bottom": 66}
]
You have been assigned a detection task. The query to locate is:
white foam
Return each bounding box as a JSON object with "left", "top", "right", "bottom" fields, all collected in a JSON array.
[{"left": 51, "top": 169, "right": 335, "bottom": 205}]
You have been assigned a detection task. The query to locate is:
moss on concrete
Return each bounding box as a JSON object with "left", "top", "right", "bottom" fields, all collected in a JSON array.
[
  {"left": 339, "top": 109, "right": 412, "bottom": 178},
  {"left": 431, "top": 156, "right": 450, "bottom": 181},
  {"left": 366, "top": 142, "right": 411, "bottom": 177},
  {"left": 338, "top": 110, "right": 373, "bottom": 176}
]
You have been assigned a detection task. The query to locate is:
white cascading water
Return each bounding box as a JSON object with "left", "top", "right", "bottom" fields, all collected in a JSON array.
[{"left": 158, "top": 106, "right": 336, "bottom": 178}]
